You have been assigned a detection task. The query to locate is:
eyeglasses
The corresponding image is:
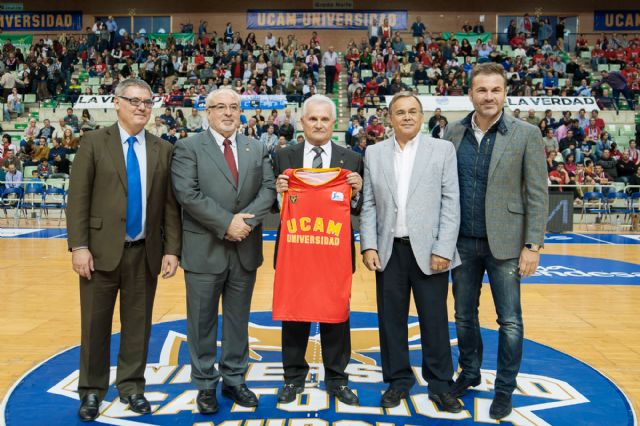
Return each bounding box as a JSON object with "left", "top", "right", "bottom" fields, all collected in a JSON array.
[
  {"left": 207, "top": 103, "right": 241, "bottom": 113},
  {"left": 118, "top": 96, "right": 155, "bottom": 109}
]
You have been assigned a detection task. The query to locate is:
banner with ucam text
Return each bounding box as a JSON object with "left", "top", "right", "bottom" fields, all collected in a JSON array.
[
  {"left": 74, "top": 95, "right": 164, "bottom": 109},
  {"left": 385, "top": 96, "right": 599, "bottom": 112},
  {"left": 247, "top": 10, "right": 408, "bottom": 30}
]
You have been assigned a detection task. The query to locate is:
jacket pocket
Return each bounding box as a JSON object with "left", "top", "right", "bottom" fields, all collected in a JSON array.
[
  {"left": 507, "top": 202, "right": 525, "bottom": 215},
  {"left": 89, "top": 217, "right": 102, "bottom": 229}
]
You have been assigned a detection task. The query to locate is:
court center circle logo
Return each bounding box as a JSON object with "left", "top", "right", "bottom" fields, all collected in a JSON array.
[{"left": 2, "top": 312, "right": 636, "bottom": 425}]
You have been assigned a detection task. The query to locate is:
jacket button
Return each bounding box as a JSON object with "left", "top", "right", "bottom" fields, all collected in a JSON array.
[{"left": 121, "top": 218, "right": 125, "bottom": 222}]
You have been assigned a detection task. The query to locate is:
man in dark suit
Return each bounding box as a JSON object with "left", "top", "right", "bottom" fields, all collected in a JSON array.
[
  {"left": 171, "top": 88, "right": 276, "bottom": 414},
  {"left": 272, "top": 94, "right": 364, "bottom": 405},
  {"left": 444, "top": 63, "right": 548, "bottom": 419},
  {"left": 67, "top": 78, "right": 182, "bottom": 422}
]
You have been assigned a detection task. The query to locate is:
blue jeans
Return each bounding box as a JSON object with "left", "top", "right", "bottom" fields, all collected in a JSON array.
[{"left": 451, "top": 236, "right": 523, "bottom": 395}]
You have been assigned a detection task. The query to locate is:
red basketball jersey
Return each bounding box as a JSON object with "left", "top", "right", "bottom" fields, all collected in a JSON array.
[{"left": 273, "top": 168, "right": 353, "bottom": 323}]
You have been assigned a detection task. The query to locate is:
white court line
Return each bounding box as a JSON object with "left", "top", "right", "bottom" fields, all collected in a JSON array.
[{"left": 569, "top": 233, "right": 615, "bottom": 245}]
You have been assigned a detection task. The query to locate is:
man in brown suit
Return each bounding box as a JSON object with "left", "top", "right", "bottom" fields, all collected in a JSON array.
[{"left": 67, "top": 78, "right": 181, "bottom": 422}]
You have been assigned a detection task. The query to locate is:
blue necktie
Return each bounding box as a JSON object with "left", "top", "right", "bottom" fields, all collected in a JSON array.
[{"left": 126, "top": 136, "right": 142, "bottom": 239}]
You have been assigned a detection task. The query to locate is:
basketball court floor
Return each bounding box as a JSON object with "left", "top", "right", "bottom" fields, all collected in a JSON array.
[{"left": 0, "top": 226, "right": 638, "bottom": 425}]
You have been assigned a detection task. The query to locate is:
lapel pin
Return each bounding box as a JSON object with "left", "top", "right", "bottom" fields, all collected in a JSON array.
[{"left": 246, "top": 148, "right": 250, "bottom": 151}]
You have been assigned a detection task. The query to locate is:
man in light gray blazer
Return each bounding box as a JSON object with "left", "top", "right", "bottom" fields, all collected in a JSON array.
[
  {"left": 443, "top": 63, "right": 548, "bottom": 420},
  {"left": 360, "top": 92, "right": 462, "bottom": 413},
  {"left": 172, "top": 88, "right": 276, "bottom": 414}
]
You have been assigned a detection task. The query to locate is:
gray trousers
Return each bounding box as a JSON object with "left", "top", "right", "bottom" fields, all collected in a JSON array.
[{"left": 185, "top": 248, "right": 256, "bottom": 390}]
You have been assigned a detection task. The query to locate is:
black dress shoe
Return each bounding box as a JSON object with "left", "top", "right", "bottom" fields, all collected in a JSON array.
[
  {"left": 429, "top": 392, "right": 463, "bottom": 413},
  {"left": 328, "top": 385, "right": 359, "bottom": 405},
  {"left": 380, "top": 388, "right": 409, "bottom": 408},
  {"left": 490, "top": 392, "right": 512, "bottom": 419},
  {"left": 449, "top": 375, "right": 481, "bottom": 398},
  {"left": 119, "top": 394, "right": 151, "bottom": 414},
  {"left": 277, "top": 383, "right": 304, "bottom": 403},
  {"left": 78, "top": 393, "right": 100, "bottom": 422},
  {"left": 196, "top": 389, "right": 219, "bottom": 414},
  {"left": 222, "top": 383, "right": 258, "bottom": 407}
]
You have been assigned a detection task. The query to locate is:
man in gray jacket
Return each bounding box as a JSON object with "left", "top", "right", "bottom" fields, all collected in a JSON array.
[
  {"left": 444, "top": 62, "right": 548, "bottom": 419},
  {"left": 360, "top": 92, "right": 462, "bottom": 413},
  {"left": 172, "top": 88, "right": 276, "bottom": 414}
]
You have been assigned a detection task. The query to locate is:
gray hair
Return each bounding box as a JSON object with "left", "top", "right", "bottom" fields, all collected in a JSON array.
[
  {"left": 205, "top": 87, "right": 242, "bottom": 107},
  {"left": 114, "top": 78, "right": 153, "bottom": 97},
  {"left": 301, "top": 94, "right": 336, "bottom": 121}
]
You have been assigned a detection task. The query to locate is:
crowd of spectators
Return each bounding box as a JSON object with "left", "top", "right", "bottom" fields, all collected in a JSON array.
[
  {"left": 2, "top": 16, "right": 640, "bottom": 204},
  {"left": 529, "top": 107, "right": 640, "bottom": 199},
  {"left": 0, "top": 17, "right": 338, "bottom": 120},
  {"left": 345, "top": 15, "right": 640, "bottom": 109}
]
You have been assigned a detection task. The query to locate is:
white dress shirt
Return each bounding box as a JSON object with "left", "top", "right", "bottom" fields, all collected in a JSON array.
[
  {"left": 303, "top": 140, "right": 332, "bottom": 168},
  {"left": 118, "top": 123, "right": 147, "bottom": 241},
  {"left": 393, "top": 134, "right": 420, "bottom": 238},
  {"left": 471, "top": 111, "right": 503, "bottom": 145},
  {"left": 322, "top": 51, "right": 338, "bottom": 67},
  {"left": 210, "top": 128, "right": 238, "bottom": 166}
]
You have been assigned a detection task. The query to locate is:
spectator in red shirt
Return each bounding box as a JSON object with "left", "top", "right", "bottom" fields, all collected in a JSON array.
[
  {"left": 590, "top": 110, "right": 605, "bottom": 131},
  {"left": 365, "top": 116, "right": 385, "bottom": 144},
  {"left": 510, "top": 32, "right": 525, "bottom": 49},
  {"left": 576, "top": 34, "right": 589, "bottom": 53},
  {"left": 372, "top": 55, "right": 386, "bottom": 75},
  {"left": 549, "top": 162, "right": 570, "bottom": 191},
  {"left": 351, "top": 87, "right": 365, "bottom": 107},
  {"left": 591, "top": 46, "right": 606, "bottom": 70},
  {"left": 365, "top": 78, "right": 379, "bottom": 94}
]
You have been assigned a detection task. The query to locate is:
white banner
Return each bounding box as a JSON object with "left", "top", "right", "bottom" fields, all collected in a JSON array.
[
  {"left": 385, "top": 96, "right": 600, "bottom": 112},
  {"left": 505, "top": 96, "right": 599, "bottom": 112},
  {"left": 74, "top": 95, "right": 164, "bottom": 109}
]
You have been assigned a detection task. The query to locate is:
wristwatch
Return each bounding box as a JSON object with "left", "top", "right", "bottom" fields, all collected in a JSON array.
[{"left": 525, "top": 243, "right": 541, "bottom": 252}]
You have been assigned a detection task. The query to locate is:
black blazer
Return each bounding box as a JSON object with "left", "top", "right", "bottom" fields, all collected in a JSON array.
[{"left": 272, "top": 141, "right": 364, "bottom": 272}]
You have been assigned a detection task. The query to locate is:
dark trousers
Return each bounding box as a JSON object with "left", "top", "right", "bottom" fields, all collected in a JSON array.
[
  {"left": 185, "top": 248, "right": 256, "bottom": 390},
  {"left": 281, "top": 319, "right": 351, "bottom": 391},
  {"left": 78, "top": 244, "right": 156, "bottom": 401},
  {"left": 452, "top": 236, "right": 523, "bottom": 395},
  {"left": 612, "top": 87, "right": 636, "bottom": 110},
  {"left": 324, "top": 65, "right": 336, "bottom": 94},
  {"left": 375, "top": 240, "right": 454, "bottom": 394}
]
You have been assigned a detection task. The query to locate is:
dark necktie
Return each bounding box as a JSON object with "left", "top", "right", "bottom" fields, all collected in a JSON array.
[
  {"left": 223, "top": 138, "right": 238, "bottom": 185},
  {"left": 312, "top": 146, "right": 324, "bottom": 169},
  {"left": 125, "top": 136, "right": 142, "bottom": 239}
]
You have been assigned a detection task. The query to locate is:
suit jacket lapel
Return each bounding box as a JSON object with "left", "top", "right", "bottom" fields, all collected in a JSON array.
[
  {"left": 381, "top": 139, "right": 398, "bottom": 207},
  {"left": 104, "top": 124, "right": 127, "bottom": 192},
  {"left": 329, "top": 142, "right": 346, "bottom": 168},
  {"left": 236, "top": 134, "right": 250, "bottom": 193},
  {"left": 407, "top": 134, "right": 433, "bottom": 199},
  {"left": 145, "top": 132, "right": 159, "bottom": 198},
  {"left": 201, "top": 130, "right": 236, "bottom": 188},
  {"left": 488, "top": 119, "right": 514, "bottom": 181},
  {"left": 291, "top": 141, "right": 305, "bottom": 168}
]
